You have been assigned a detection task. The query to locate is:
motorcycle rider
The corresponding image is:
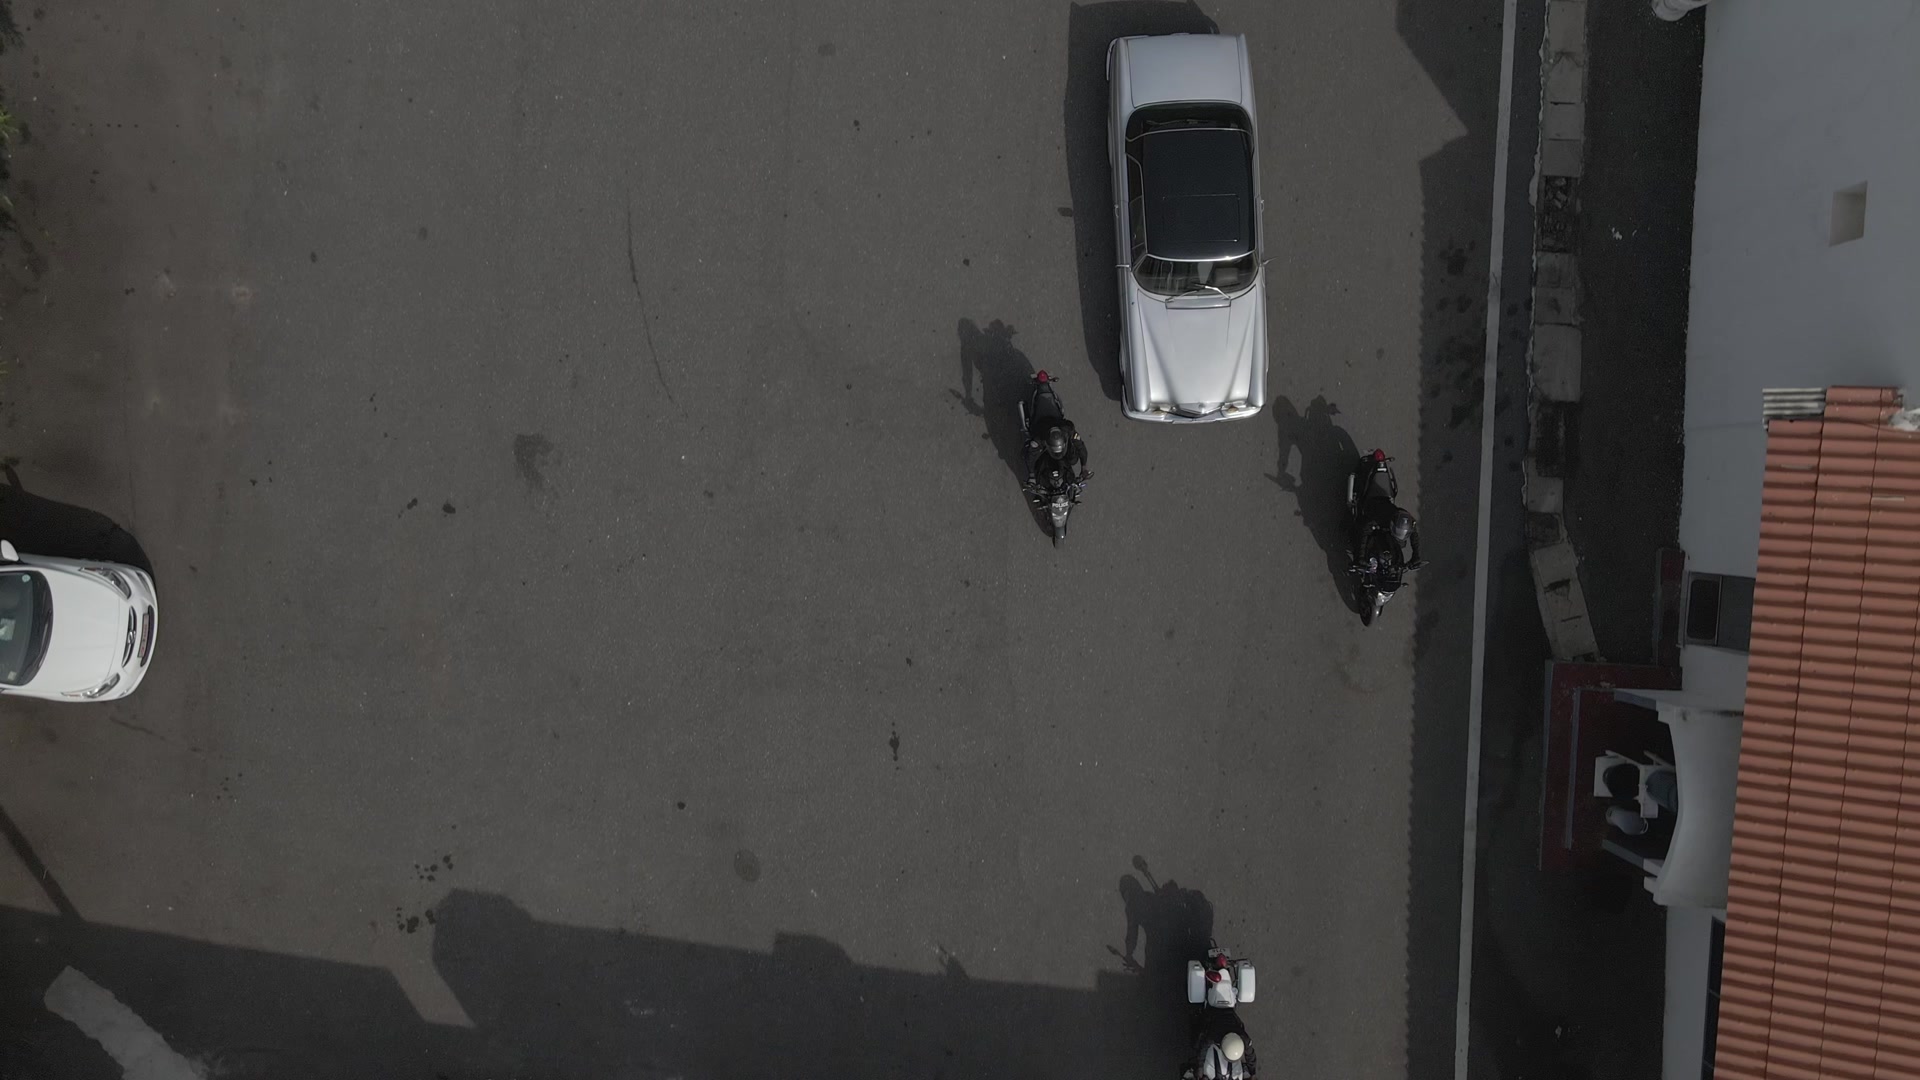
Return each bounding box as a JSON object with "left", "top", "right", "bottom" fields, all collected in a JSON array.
[
  {"left": 1183, "top": 1018, "right": 1256, "bottom": 1080},
  {"left": 1024, "top": 417, "right": 1090, "bottom": 497},
  {"left": 1351, "top": 472, "right": 1425, "bottom": 576}
]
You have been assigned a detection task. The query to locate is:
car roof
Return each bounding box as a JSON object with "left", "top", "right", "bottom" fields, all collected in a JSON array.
[
  {"left": 1138, "top": 125, "right": 1256, "bottom": 262},
  {"left": 1119, "top": 34, "right": 1247, "bottom": 109}
]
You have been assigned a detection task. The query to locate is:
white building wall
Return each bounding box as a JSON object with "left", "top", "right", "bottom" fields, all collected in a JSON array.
[
  {"left": 1662, "top": 906, "right": 1720, "bottom": 1080},
  {"left": 1679, "top": 0, "right": 1920, "bottom": 576}
]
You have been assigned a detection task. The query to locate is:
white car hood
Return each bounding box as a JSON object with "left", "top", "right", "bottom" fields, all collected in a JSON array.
[
  {"left": 1131, "top": 279, "right": 1267, "bottom": 416},
  {"left": 27, "top": 570, "right": 125, "bottom": 693}
]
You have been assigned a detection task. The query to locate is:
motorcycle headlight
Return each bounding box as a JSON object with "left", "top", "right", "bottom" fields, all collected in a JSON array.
[{"left": 62, "top": 673, "right": 121, "bottom": 700}]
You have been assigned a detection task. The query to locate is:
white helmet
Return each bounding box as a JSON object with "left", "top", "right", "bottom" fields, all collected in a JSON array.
[{"left": 1221, "top": 1033, "right": 1246, "bottom": 1062}]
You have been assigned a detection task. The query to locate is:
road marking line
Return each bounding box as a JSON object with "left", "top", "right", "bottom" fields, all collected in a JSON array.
[
  {"left": 1457, "top": 0, "right": 1524, "bottom": 1077},
  {"left": 43, "top": 967, "right": 201, "bottom": 1080}
]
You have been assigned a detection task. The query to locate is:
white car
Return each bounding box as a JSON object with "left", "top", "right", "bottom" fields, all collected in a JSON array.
[
  {"left": 1108, "top": 33, "right": 1269, "bottom": 422},
  {"left": 0, "top": 540, "right": 157, "bottom": 701}
]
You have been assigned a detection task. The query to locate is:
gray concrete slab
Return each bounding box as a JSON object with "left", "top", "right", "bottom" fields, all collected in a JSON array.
[
  {"left": 1532, "top": 324, "right": 1583, "bottom": 402},
  {"left": 1542, "top": 101, "right": 1585, "bottom": 142},
  {"left": 1539, "top": 137, "right": 1585, "bottom": 178},
  {"left": 1531, "top": 285, "right": 1579, "bottom": 326},
  {"left": 1543, "top": 52, "right": 1586, "bottom": 105},
  {"left": 0, "top": 1, "right": 1505, "bottom": 1076}
]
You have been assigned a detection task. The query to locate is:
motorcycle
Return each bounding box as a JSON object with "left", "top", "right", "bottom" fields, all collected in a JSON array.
[
  {"left": 1346, "top": 449, "right": 1410, "bottom": 626},
  {"left": 1181, "top": 942, "right": 1258, "bottom": 1080},
  {"left": 1187, "top": 943, "right": 1257, "bottom": 1008},
  {"left": 1018, "top": 371, "right": 1090, "bottom": 547}
]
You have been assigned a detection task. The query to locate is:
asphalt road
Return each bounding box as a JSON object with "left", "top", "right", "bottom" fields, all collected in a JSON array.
[{"left": 0, "top": 2, "right": 1505, "bottom": 1077}]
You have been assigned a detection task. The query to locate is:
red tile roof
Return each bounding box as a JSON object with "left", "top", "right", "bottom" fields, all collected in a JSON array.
[{"left": 1719, "top": 387, "right": 1920, "bottom": 1080}]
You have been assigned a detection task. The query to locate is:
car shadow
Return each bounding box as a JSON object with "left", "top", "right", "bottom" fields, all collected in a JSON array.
[
  {"left": 953, "top": 318, "right": 1063, "bottom": 541},
  {"left": 1268, "top": 395, "right": 1361, "bottom": 614},
  {"left": 1063, "top": 1, "right": 1218, "bottom": 403},
  {"left": 0, "top": 468, "right": 153, "bottom": 576}
]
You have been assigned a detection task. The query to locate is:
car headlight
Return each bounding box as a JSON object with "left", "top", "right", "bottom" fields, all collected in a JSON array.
[
  {"left": 84, "top": 567, "right": 132, "bottom": 598},
  {"left": 62, "top": 673, "right": 121, "bottom": 700}
]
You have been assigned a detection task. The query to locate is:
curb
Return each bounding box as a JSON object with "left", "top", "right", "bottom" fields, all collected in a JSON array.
[{"left": 1522, "top": 0, "right": 1601, "bottom": 662}]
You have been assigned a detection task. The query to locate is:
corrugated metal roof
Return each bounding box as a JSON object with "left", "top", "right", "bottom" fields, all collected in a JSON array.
[{"left": 1718, "top": 387, "right": 1920, "bottom": 1080}]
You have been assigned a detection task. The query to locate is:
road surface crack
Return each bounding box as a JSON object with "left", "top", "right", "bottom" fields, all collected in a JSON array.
[{"left": 626, "top": 200, "right": 676, "bottom": 406}]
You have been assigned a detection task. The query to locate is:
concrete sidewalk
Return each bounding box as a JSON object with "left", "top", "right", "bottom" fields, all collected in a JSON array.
[
  {"left": 1521, "top": 0, "right": 1697, "bottom": 667},
  {"left": 1469, "top": 2, "right": 1703, "bottom": 1077}
]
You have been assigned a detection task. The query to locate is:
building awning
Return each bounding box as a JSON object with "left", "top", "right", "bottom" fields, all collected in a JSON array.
[
  {"left": 1647, "top": 703, "right": 1743, "bottom": 909},
  {"left": 1715, "top": 387, "right": 1920, "bottom": 1080}
]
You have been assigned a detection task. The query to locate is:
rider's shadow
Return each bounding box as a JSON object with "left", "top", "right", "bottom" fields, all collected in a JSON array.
[
  {"left": 1269, "top": 395, "right": 1364, "bottom": 611},
  {"left": 953, "top": 319, "right": 1068, "bottom": 541},
  {"left": 952, "top": 318, "right": 1035, "bottom": 485},
  {"left": 1108, "top": 857, "right": 1214, "bottom": 995}
]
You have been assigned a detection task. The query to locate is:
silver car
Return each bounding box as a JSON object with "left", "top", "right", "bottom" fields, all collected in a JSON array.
[{"left": 1108, "top": 33, "right": 1268, "bottom": 422}]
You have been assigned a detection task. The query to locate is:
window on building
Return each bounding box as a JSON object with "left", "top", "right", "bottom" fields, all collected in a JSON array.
[
  {"left": 1685, "top": 573, "right": 1754, "bottom": 651},
  {"left": 1703, "top": 916, "right": 1725, "bottom": 1079},
  {"left": 1831, "top": 183, "right": 1867, "bottom": 245}
]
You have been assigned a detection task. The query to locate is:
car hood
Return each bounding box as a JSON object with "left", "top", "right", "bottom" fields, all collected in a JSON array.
[
  {"left": 1130, "top": 279, "right": 1267, "bottom": 416},
  {"left": 27, "top": 570, "right": 125, "bottom": 693}
]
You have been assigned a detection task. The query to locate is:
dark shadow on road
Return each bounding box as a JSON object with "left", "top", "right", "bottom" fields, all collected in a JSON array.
[
  {"left": 0, "top": 803, "right": 77, "bottom": 920},
  {"left": 1269, "top": 395, "right": 1361, "bottom": 612},
  {"left": 957, "top": 318, "right": 1069, "bottom": 541},
  {"left": 1392, "top": 1, "right": 1509, "bottom": 1077},
  {"left": 1112, "top": 855, "right": 1214, "bottom": 991},
  {"left": 1107, "top": 856, "right": 1215, "bottom": 1072},
  {"left": 0, "top": 889, "right": 1191, "bottom": 1080},
  {"left": 0, "top": 473, "right": 152, "bottom": 577},
  {"left": 1063, "top": 1, "right": 1216, "bottom": 402},
  {"left": 953, "top": 318, "right": 1036, "bottom": 483}
]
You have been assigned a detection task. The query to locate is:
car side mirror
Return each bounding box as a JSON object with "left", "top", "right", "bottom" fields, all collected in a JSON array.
[{"left": 0, "top": 540, "right": 16, "bottom": 562}]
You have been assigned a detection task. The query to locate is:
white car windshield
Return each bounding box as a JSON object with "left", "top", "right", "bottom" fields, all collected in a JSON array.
[
  {"left": 1134, "top": 251, "right": 1258, "bottom": 296},
  {"left": 0, "top": 570, "right": 53, "bottom": 686}
]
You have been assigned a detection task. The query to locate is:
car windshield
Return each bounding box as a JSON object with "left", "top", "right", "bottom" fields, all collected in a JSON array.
[
  {"left": 1134, "top": 252, "right": 1258, "bottom": 296},
  {"left": 0, "top": 570, "right": 52, "bottom": 687}
]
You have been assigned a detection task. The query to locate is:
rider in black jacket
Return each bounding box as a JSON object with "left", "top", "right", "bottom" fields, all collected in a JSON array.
[
  {"left": 1024, "top": 419, "right": 1090, "bottom": 491},
  {"left": 1354, "top": 503, "right": 1424, "bottom": 575}
]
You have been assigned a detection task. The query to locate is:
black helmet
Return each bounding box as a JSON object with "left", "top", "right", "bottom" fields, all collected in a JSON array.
[
  {"left": 1045, "top": 428, "right": 1069, "bottom": 459},
  {"left": 1392, "top": 510, "right": 1413, "bottom": 542}
]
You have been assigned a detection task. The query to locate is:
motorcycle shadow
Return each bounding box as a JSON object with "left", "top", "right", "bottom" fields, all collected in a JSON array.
[
  {"left": 1268, "top": 395, "right": 1364, "bottom": 616},
  {"left": 953, "top": 318, "right": 1079, "bottom": 544}
]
